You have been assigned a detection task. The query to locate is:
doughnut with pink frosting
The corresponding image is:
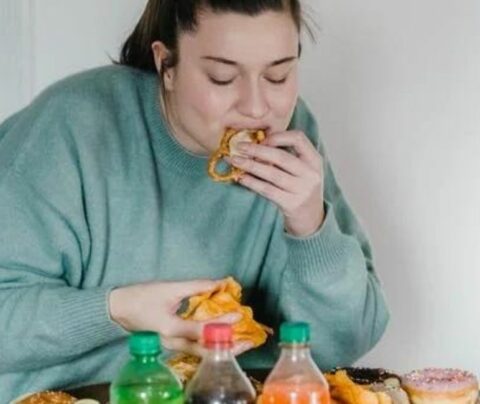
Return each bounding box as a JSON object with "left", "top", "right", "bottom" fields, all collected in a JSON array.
[{"left": 402, "top": 368, "right": 479, "bottom": 404}]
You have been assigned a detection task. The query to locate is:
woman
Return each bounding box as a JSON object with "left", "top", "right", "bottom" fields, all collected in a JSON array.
[{"left": 0, "top": 0, "right": 389, "bottom": 399}]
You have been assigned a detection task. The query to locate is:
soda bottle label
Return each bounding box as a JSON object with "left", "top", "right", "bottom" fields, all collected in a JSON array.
[
  {"left": 111, "top": 383, "right": 184, "bottom": 404},
  {"left": 259, "top": 381, "right": 330, "bottom": 404}
]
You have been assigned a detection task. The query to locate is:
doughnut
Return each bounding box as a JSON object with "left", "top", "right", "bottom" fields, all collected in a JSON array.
[{"left": 402, "top": 368, "right": 479, "bottom": 404}]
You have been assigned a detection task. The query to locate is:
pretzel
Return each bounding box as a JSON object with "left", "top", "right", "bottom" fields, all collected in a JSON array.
[{"left": 207, "top": 128, "right": 266, "bottom": 182}]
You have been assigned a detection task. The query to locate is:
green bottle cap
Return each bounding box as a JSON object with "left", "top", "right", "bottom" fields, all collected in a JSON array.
[
  {"left": 129, "top": 331, "right": 161, "bottom": 355},
  {"left": 280, "top": 322, "right": 310, "bottom": 344}
]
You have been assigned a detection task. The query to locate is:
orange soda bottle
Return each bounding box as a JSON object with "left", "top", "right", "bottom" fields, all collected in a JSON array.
[{"left": 259, "top": 322, "right": 330, "bottom": 404}]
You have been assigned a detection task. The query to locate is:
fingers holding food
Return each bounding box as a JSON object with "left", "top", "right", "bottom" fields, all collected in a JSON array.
[
  {"left": 208, "top": 129, "right": 266, "bottom": 182},
  {"left": 168, "top": 277, "right": 273, "bottom": 384}
]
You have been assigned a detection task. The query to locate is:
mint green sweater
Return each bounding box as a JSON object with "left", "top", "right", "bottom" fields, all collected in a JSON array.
[{"left": 0, "top": 66, "right": 388, "bottom": 400}]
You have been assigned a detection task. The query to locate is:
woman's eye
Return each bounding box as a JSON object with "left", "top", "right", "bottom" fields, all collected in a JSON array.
[
  {"left": 266, "top": 76, "right": 288, "bottom": 85},
  {"left": 208, "top": 77, "right": 235, "bottom": 86}
]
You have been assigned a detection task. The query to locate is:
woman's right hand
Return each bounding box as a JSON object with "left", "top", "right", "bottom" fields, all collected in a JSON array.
[{"left": 108, "top": 279, "right": 250, "bottom": 356}]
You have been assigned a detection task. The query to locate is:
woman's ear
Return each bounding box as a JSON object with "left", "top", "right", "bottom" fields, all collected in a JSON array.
[{"left": 152, "top": 41, "right": 174, "bottom": 90}]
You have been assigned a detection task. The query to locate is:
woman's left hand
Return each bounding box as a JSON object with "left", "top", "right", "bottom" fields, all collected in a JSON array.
[{"left": 230, "top": 130, "right": 325, "bottom": 237}]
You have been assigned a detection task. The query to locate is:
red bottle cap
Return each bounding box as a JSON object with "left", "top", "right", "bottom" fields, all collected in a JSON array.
[{"left": 203, "top": 323, "right": 233, "bottom": 345}]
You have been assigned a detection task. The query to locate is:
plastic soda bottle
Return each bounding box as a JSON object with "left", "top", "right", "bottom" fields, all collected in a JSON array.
[
  {"left": 110, "top": 331, "right": 184, "bottom": 404},
  {"left": 260, "top": 322, "right": 330, "bottom": 404},
  {"left": 185, "top": 323, "right": 256, "bottom": 404}
]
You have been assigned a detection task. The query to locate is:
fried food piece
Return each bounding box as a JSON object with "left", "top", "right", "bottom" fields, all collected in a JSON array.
[
  {"left": 167, "top": 353, "right": 202, "bottom": 384},
  {"left": 181, "top": 276, "right": 272, "bottom": 346},
  {"left": 329, "top": 368, "right": 409, "bottom": 404},
  {"left": 168, "top": 277, "right": 272, "bottom": 383},
  {"left": 326, "top": 370, "right": 392, "bottom": 404},
  {"left": 208, "top": 129, "right": 266, "bottom": 182},
  {"left": 17, "top": 391, "right": 76, "bottom": 404}
]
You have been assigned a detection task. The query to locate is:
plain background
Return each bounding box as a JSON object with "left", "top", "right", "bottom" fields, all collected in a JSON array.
[{"left": 1, "top": 0, "right": 479, "bottom": 375}]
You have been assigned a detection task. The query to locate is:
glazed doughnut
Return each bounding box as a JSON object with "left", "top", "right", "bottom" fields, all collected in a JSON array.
[
  {"left": 207, "top": 128, "right": 266, "bottom": 182},
  {"left": 402, "top": 368, "right": 479, "bottom": 404}
]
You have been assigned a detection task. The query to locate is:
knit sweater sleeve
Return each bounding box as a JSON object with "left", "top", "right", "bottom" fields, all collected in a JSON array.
[
  {"left": 241, "top": 99, "right": 389, "bottom": 370},
  {"left": 0, "top": 89, "right": 125, "bottom": 373}
]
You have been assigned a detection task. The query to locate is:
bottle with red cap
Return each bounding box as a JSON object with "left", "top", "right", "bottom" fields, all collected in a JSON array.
[
  {"left": 259, "top": 322, "right": 330, "bottom": 404},
  {"left": 185, "top": 323, "right": 256, "bottom": 404}
]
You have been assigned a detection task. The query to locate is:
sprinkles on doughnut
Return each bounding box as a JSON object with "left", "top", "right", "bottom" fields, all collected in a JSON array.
[{"left": 402, "top": 368, "right": 479, "bottom": 404}]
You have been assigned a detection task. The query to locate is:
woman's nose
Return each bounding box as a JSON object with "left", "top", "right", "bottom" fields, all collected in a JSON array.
[{"left": 236, "top": 81, "right": 269, "bottom": 120}]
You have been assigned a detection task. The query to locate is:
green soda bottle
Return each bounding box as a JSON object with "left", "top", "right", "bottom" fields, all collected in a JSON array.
[{"left": 110, "top": 331, "right": 184, "bottom": 404}]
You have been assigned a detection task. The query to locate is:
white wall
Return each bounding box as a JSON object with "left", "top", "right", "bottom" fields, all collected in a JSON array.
[
  {"left": 299, "top": 0, "right": 480, "bottom": 375},
  {"left": 31, "top": 0, "right": 146, "bottom": 96},
  {"left": 1, "top": 0, "right": 480, "bottom": 376},
  {"left": 0, "top": 0, "right": 33, "bottom": 120}
]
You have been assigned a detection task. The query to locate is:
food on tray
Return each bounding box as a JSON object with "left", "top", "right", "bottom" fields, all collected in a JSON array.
[
  {"left": 330, "top": 367, "right": 409, "bottom": 404},
  {"left": 15, "top": 391, "right": 76, "bottom": 404},
  {"left": 167, "top": 352, "right": 202, "bottom": 384},
  {"left": 401, "top": 368, "right": 479, "bottom": 404},
  {"left": 326, "top": 370, "right": 392, "bottom": 404},
  {"left": 335, "top": 367, "right": 399, "bottom": 385},
  {"left": 168, "top": 277, "right": 272, "bottom": 383},
  {"left": 368, "top": 378, "right": 409, "bottom": 404},
  {"left": 208, "top": 128, "right": 266, "bottom": 182}
]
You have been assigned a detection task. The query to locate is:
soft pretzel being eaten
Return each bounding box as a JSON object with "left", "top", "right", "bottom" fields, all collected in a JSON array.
[{"left": 207, "top": 128, "right": 266, "bottom": 182}]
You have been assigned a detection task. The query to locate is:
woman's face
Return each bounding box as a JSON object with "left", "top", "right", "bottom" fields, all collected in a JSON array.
[{"left": 155, "top": 10, "right": 300, "bottom": 155}]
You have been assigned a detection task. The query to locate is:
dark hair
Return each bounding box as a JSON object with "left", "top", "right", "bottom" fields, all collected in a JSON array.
[{"left": 119, "top": 0, "right": 312, "bottom": 73}]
